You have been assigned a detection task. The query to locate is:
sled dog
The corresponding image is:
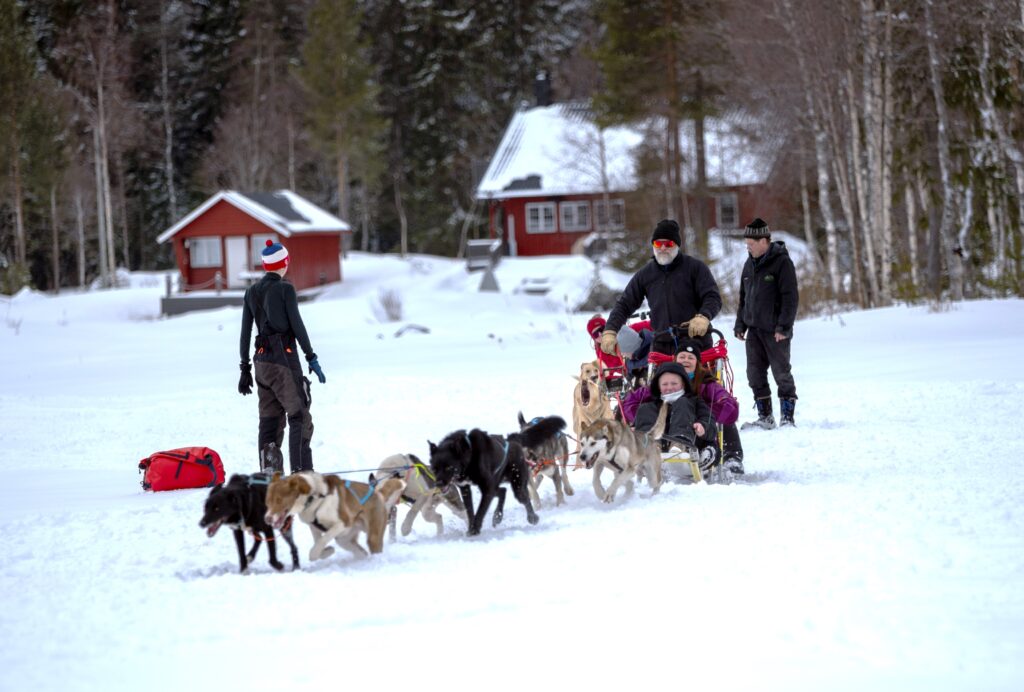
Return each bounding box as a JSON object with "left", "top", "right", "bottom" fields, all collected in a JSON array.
[
  {"left": 513, "top": 412, "right": 572, "bottom": 507},
  {"left": 572, "top": 361, "right": 614, "bottom": 453},
  {"left": 429, "top": 428, "right": 543, "bottom": 536},
  {"left": 199, "top": 473, "right": 300, "bottom": 573},
  {"left": 577, "top": 402, "right": 668, "bottom": 503},
  {"left": 376, "top": 453, "right": 467, "bottom": 539},
  {"left": 264, "top": 472, "right": 405, "bottom": 562}
]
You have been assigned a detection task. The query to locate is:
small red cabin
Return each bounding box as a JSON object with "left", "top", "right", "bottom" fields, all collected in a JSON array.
[{"left": 157, "top": 190, "right": 350, "bottom": 292}]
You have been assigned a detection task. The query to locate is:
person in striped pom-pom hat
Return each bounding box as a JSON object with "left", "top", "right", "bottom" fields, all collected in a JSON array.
[{"left": 238, "top": 239, "right": 326, "bottom": 473}]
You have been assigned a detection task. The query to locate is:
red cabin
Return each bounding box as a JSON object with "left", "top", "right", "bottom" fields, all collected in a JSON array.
[
  {"left": 475, "top": 102, "right": 784, "bottom": 256},
  {"left": 157, "top": 190, "right": 350, "bottom": 292}
]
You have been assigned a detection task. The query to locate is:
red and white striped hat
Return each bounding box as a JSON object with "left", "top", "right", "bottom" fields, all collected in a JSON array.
[{"left": 261, "top": 239, "right": 289, "bottom": 271}]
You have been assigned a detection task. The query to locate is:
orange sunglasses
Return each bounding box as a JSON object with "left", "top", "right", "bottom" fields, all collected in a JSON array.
[{"left": 652, "top": 239, "right": 677, "bottom": 249}]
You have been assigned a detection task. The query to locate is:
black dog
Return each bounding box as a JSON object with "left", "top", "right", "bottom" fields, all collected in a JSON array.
[
  {"left": 429, "top": 422, "right": 565, "bottom": 536},
  {"left": 199, "top": 473, "right": 300, "bottom": 572}
]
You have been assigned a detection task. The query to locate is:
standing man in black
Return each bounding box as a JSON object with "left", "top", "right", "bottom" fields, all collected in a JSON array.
[
  {"left": 734, "top": 218, "right": 799, "bottom": 428},
  {"left": 238, "top": 239, "right": 326, "bottom": 473},
  {"left": 599, "top": 219, "right": 722, "bottom": 356}
]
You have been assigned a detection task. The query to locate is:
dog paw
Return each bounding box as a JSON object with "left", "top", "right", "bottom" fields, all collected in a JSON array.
[
  {"left": 310, "top": 546, "right": 334, "bottom": 561},
  {"left": 527, "top": 512, "right": 539, "bottom": 525},
  {"left": 602, "top": 493, "right": 615, "bottom": 503},
  {"left": 492, "top": 512, "right": 504, "bottom": 527},
  {"left": 270, "top": 560, "right": 285, "bottom": 571}
]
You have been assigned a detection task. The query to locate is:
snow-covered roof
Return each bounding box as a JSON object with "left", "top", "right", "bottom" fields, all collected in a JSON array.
[
  {"left": 475, "top": 102, "right": 775, "bottom": 200},
  {"left": 157, "top": 190, "right": 350, "bottom": 244}
]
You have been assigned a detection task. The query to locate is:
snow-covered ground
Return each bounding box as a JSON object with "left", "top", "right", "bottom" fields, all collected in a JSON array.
[{"left": 1, "top": 252, "right": 1022, "bottom": 691}]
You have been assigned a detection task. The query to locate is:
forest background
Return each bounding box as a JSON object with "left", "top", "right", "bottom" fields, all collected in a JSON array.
[{"left": 1, "top": 0, "right": 1022, "bottom": 310}]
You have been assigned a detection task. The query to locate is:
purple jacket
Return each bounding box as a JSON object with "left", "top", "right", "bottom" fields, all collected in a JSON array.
[{"left": 622, "top": 380, "right": 738, "bottom": 426}]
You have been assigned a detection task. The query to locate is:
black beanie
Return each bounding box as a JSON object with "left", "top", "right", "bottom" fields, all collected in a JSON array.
[
  {"left": 675, "top": 338, "right": 703, "bottom": 362},
  {"left": 651, "top": 219, "right": 682, "bottom": 246},
  {"left": 744, "top": 218, "right": 770, "bottom": 239}
]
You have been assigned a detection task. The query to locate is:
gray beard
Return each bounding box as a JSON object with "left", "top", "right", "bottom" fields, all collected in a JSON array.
[{"left": 654, "top": 247, "right": 679, "bottom": 265}]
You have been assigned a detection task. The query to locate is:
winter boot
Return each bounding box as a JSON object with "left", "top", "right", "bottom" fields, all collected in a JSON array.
[
  {"left": 260, "top": 442, "right": 284, "bottom": 475},
  {"left": 723, "top": 454, "right": 745, "bottom": 475},
  {"left": 741, "top": 397, "right": 776, "bottom": 430},
  {"left": 780, "top": 398, "right": 796, "bottom": 427}
]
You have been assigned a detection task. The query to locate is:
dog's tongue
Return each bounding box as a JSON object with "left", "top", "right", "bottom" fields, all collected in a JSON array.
[
  {"left": 582, "top": 384, "right": 591, "bottom": 405},
  {"left": 206, "top": 520, "right": 222, "bottom": 537}
]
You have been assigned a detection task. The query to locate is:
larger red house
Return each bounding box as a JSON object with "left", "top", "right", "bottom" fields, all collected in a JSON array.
[
  {"left": 475, "top": 102, "right": 782, "bottom": 256},
  {"left": 157, "top": 190, "right": 350, "bottom": 292}
]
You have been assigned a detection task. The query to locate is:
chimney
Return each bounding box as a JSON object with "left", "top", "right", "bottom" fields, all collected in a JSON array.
[{"left": 534, "top": 70, "right": 552, "bottom": 107}]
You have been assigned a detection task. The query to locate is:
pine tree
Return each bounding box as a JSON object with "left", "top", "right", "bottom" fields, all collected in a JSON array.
[
  {"left": 297, "top": 0, "right": 384, "bottom": 233},
  {"left": 0, "top": 0, "right": 38, "bottom": 275}
]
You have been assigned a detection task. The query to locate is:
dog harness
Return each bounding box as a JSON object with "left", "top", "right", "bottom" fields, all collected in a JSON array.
[{"left": 345, "top": 478, "right": 376, "bottom": 505}]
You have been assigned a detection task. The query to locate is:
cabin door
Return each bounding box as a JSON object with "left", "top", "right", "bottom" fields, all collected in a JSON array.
[{"left": 225, "top": 237, "right": 248, "bottom": 288}]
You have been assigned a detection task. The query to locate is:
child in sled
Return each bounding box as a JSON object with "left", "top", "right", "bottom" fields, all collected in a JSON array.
[{"left": 622, "top": 339, "right": 745, "bottom": 475}]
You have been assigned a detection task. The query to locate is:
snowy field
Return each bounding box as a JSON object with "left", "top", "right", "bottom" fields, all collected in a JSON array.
[{"left": 1, "top": 251, "right": 1023, "bottom": 691}]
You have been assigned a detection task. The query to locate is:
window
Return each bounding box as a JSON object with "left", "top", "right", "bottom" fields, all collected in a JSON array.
[
  {"left": 525, "top": 202, "right": 557, "bottom": 234},
  {"left": 251, "top": 234, "right": 277, "bottom": 268},
  {"left": 716, "top": 193, "right": 739, "bottom": 228},
  {"left": 559, "top": 201, "right": 591, "bottom": 232},
  {"left": 594, "top": 198, "right": 625, "bottom": 230},
  {"left": 188, "top": 237, "right": 222, "bottom": 268}
]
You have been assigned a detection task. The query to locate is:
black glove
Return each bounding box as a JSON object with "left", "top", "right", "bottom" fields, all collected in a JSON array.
[{"left": 238, "top": 362, "right": 253, "bottom": 395}]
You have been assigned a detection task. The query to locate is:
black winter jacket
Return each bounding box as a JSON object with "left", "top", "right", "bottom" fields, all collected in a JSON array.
[
  {"left": 239, "top": 273, "right": 316, "bottom": 362},
  {"left": 734, "top": 241, "right": 799, "bottom": 338},
  {"left": 606, "top": 253, "right": 722, "bottom": 333}
]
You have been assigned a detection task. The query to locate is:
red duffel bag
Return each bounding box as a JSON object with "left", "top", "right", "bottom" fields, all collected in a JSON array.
[{"left": 139, "top": 446, "right": 226, "bottom": 492}]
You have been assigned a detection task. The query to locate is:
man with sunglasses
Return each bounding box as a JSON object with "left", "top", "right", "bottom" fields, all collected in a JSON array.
[{"left": 598, "top": 219, "right": 722, "bottom": 357}]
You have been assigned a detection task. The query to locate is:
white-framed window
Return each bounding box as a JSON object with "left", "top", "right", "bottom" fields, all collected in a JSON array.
[
  {"left": 251, "top": 234, "right": 278, "bottom": 268},
  {"left": 188, "top": 237, "right": 222, "bottom": 268},
  {"left": 594, "top": 198, "right": 625, "bottom": 230},
  {"left": 525, "top": 202, "right": 557, "bottom": 234},
  {"left": 559, "top": 201, "right": 591, "bottom": 232},
  {"left": 716, "top": 192, "right": 739, "bottom": 228}
]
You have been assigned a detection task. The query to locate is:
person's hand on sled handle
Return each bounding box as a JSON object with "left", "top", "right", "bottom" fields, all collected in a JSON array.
[
  {"left": 307, "top": 356, "right": 326, "bottom": 384},
  {"left": 687, "top": 314, "right": 710, "bottom": 338},
  {"left": 238, "top": 361, "right": 253, "bottom": 395},
  {"left": 599, "top": 330, "right": 618, "bottom": 355}
]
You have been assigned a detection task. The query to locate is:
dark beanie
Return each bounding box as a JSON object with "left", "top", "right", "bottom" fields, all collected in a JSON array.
[
  {"left": 651, "top": 219, "right": 682, "bottom": 246},
  {"left": 743, "top": 218, "right": 770, "bottom": 239},
  {"left": 676, "top": 338, "right": 703, "bottom": 362}
]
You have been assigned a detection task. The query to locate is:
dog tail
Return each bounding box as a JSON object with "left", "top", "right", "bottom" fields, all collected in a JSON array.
[
  {"left": 518, "top": 415, "right": 567, "bottom": 449},
  {"left": 650, "top": 402, "right": 670, "bottom": 442}
]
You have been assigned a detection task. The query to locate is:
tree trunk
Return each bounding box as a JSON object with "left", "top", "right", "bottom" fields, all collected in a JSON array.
[
  {"left": 779, "top": 0, "right": 840, "bottom": 297},
  {"left": 904, "top": 179, "right": 920, "bottom": 292},
  {"left": 75, "top": 190, "right": 86, "bottom": 287},
  {"left": 336, "top": 142, "right": 350, "bottom": 223},
  {"left": 394, "top": 172, "right": 407, "bottom": 258},
  {"left": 799, "top": 159, "right": 824, "bottom": 275},
  {"left": 159, "top": 0, "right": 177, "bottom": 221},
  {"left": 694, "top": 73, "right": 708, "bottom": 256},
  {"left": 116, "top": 151, "right": 130, "bottom": 270},
  {"left": 97, "top": 78, "right": 116, "bottom": 275},
  {"left": 93, "top": 125, "right": 109, "bottom": 286},
  {"left": 51, "top": 186, "right": 60, "bottom": 293},
  {"left": 11, "top": 132, "right": 26, "bottom": 267},
  {"left": 878, "top": 0, "right": 895, "bottom": 304},
  {"left": 923, "top": 0, "right": 964, "bottom": 300}
]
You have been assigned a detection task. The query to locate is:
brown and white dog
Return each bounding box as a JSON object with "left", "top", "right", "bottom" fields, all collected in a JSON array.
[
  {"left": 572, "top": 360, "right": 613, "bottom": 453},
  {"left": 577, "top": 402, "right": 668, "bottom": 503},
  {"left": 264, "top": 471, "right": 405, "bottom": 562}
]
